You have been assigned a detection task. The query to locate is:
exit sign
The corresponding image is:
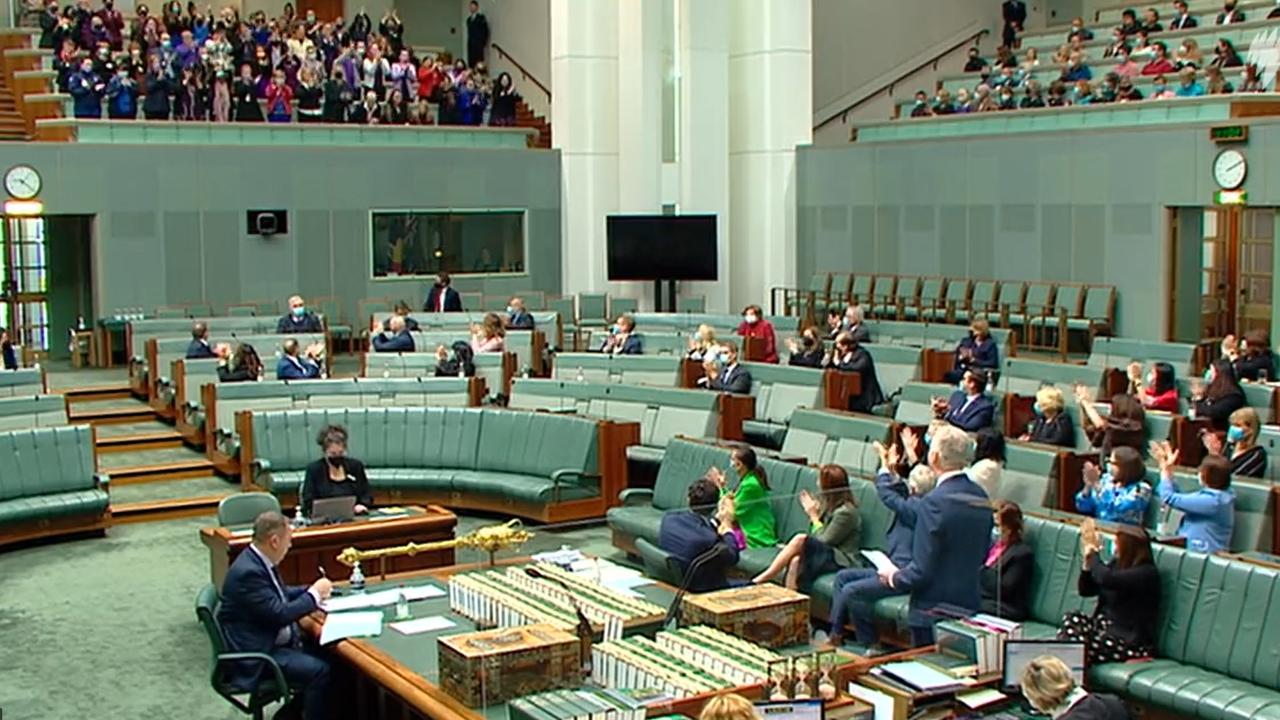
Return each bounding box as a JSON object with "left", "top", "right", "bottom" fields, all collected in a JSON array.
[
  {"left": 1215, "top": 190, "right": 1248, "bottom": 205},
  {"left": 1210, "top": 125, "right": 1249, "bottom": 143}
]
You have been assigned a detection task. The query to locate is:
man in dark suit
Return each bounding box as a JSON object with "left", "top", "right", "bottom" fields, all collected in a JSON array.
[
  {"left": 382, "top": 302, "right": 420, "bottom": 332},
  {"left": 880, "top": 425, "right": 994, "bottom": 646},
  {"left": 700, "top": 340, "right": 752, "bottom": 394},
  {"left": 842, "top": 305, "right": 872, "bottom": 345},
  {"left": 1002, "top": 0, "right": 1026, "bottom": 48},
  {"left": 933, "top": 368, "right": 995, "bottom": 431},
  {"left": 465, "top": 0, "right": 489, "bottom": 68},
  {"left": 600, "top": 314, "right": 643, "bottom": 355},
  {"left": 1216, "top": 0, "right": 1245, "bottom": 23},
  {"left": 658, "top": 475, "right": 740, "bottom": 593},
  {"left": 506, "top": 296, "right": 535, "bottom": 330},
  {"left": 278, "top": 295, "right": 324, "bottom": 334},
  {"left": 371, "top": 315, "right": 414, "bottom": 352},
  {"left": 217, "top": 511, "right": 334, "bottom": 720},
  {"left": 1170, "top": 0, "right": 1198, "bottom": 28},
  {"left": 277, "top": 338, "right": 323, "bottom": 380},
  {"left": 186, "top": 321, "right": 218, "bottom": 359},
  {"left": 829, "top": 331, "right": 884, "bottom": 413},
  {"left": 423, "top": 271, "right": 463, "bottom": 313}
]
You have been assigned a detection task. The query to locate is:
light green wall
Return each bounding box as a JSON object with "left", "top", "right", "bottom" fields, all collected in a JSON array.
[
  {"left": 1171, "top": 207, "right": 1204, "bottom": 344},
  {"left": 795, "top": 120, "right": 1280, "bottom": 341},
  {"left": 1, "top": 144, "right": 560, "bottom": 324}
]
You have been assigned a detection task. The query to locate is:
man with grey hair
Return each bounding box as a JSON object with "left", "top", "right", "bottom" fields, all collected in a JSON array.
[
  {"left": 277, "top": 294, "right": 324, "bottom": 334},
  {"left": 842, "top": 304, "right": 871, "bottom": 345},
  {"left": 218, "top": 511, "right": 334, "bottom": 720},
  {"left": 879, "top": 424, "right": 993, "bottom": 646},
  {"left": 371, "top": 313, "right": 415, "bottom": 352}
]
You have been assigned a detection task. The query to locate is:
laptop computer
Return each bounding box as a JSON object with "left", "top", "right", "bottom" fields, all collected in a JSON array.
[
  {"left": 310, "top": 495, "right": 357, "bottom": 524},
  {"left": 1002, "top": 639, "right": 1086, "bottom": 693}
]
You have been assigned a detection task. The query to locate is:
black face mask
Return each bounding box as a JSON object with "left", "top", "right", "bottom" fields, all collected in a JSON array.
[{"left": 326, "top": 455, "right": 345, "bottom": 468}]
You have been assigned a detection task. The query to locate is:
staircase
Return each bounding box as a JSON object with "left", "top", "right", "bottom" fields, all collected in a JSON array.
[
  {"left": 0, "top": 72, "right": 29, "bottom": 140},
  {"left": 515, "top": 98, "right": 550, "bottom": 149}
]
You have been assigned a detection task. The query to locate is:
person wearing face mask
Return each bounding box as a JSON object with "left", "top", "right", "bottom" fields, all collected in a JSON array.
[
  {"left": 1066, "top": 16, "right": 1093, "bottom": 42},
  {"left": 1140, "top": 41, "right": 1174, "bottom": 75},
  {"left": 601, "top": 314, "right": 643, "bottom": 355},
  {"left": 278, "top": 295, "right": 324, "bottom": 334},
  {"left": 997, "top": 85, "right": 1017, "bottom": 110},
  {"left": 828, "top": 331, "right": 885, "bottom": 413},
  {"left": 1151, "top": 440, "right": 1235, "bottom": 553},
  {"left": 963, "top": 46, "right": 986, "bottom": 73},
  {"left": 932, "top": 368, "right": 995, "bottom": 432},
  {"left": 1216, "top": 0, "right": 1245, "bottom": 24},
  {"left": 1127, "top": 360, "right": 1178, "bottom": 412},
  {"left": 736, "top": 304, "right": 778, "bottom": 364},
  {"left": 301, "top": 425, "right": 373, "bottom": 519},
  {"left": 909, "top": 90, "right": 932, "bottom": 118},
  {"left": 98, "top": 0, "right": 125, "bottom": 50},
  {"left": 142, "top": 55, "right": 173, "bottom": 119},
  {"left": 700, "top": 340, "right": 751, "bottom": 393},
  {"left": 1075, "top": 445, "right": 1150, "bottom": 525},
  {"left": 423, "top": 271, "right": 463, "bottom": 312},
  {"left": 786, "top": 327, "right": 825, "bottom": 368},
  {"left": 69, "top": 58, "right": 105, "bottom": 119},
  {"left": 1149, "top": 74, "right": 1174, "bottom": 99},
  {"left": 505, "top": 297, "right": 534, "bottom": 330},
  {"left": 944, "top": 318, "right": 998, "bottom": 384},
  {"left": 105, "top": 64, "right": 138, "bottom": 118},
  {"left": 1190, "top": 358, "right": 1245, "bottom": 430},
  {"left": 38, "top": 0, "right": 60, "bottom": 50},
  {"left": 323, "top": 67, "right": 352, "bottom": 122},
  {"left": 232, "top": 62, "right": 263, "bottom": 121},
  {"left": 1202, "top": 407, "right": 1266, "bottom": 477},
  {"left": 1231, "top": 329, "right": 1276, "bottom": 381},
  {"left": 434, "top": 341, "right": 476, "bottom": 377},
  {"left": 1020, "top": 386, "right": 1076, "bottom": 447}
]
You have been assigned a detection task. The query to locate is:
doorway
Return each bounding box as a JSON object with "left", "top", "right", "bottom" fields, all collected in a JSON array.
[
  {"left": 1200, "top": 207, "right": 1274, "bottom": 340},
  {"left": 0, "top": 215, "right": 94, "bottom": 361},
  {"left": 295, "top": 0, "right": 343, "bottom": 22}
]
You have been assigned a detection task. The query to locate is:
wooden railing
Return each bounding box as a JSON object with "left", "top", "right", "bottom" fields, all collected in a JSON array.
[
  {"left": 813, "top": 27, "right": 989, "bottom": 130},
  {"left": 491, "top": 42, "right": 551, "bottom": 100}
]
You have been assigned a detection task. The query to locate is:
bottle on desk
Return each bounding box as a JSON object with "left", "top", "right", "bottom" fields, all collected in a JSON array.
[
  {"left": 395, "top": 586, "right": 410, "bottom": 620},
  {"left": 575, "top": 367, "right": 585, "bottom": 383}
]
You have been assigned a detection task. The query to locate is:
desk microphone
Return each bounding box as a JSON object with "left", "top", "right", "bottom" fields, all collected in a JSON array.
[
  {"left": 664, "top": 542, "right": 726, "bottom": 630},
  {"left": 859, "top": 434, "right": 872, "bottom": 480},
  {"left": 524, "top": 567, "right": 593, "bottom": 673}
]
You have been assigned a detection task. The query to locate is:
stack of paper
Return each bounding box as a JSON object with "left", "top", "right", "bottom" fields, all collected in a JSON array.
[
  {"left": 874, "top": 660, "right": 966, "bottom": 694},
  {"left": 321, "top": 584, "right": 445, "bottom": 612},
  {"left": 388, "top": 615, "right": 456, "bottom": 635},
  {"left": 318, "top": 611, "right": 383, "bottom": 645}
]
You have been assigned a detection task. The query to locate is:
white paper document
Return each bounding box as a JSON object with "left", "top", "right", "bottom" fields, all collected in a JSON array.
[
  {"left": 389, "top": 615, "right": 456, "bottom": 635},
  {"left": 319, "top": 611, "right": 383, "bottom": 645},
  {"left": 860, "top": 549, "right": 899, "bottom": 574},
  {"left": 321, "top": 584, "right": 446, "bottom": 612}
]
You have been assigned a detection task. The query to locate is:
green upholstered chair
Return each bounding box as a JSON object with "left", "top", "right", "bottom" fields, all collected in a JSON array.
[
  {"left": 957, "top": 280, "right": 998, "bottom": 323},
  {"left": 610, "top": 297, "right": 639, "bottom": 317},
  {"left": 578, "top": 293, "right": 610, "bottom": 327},
  {"left": 634, "top": 536, "right": 683, "bottom": 586},
  {"left": 905, "top": 277, "right": 946, "bottom": 320},
  {"left": 929, "top": 278, "right": 969, "bottom": 322},
  {"left": 676, "top": 295, "right": 706, "bottom": 313},
  {"left": 226, "top": 305, "right": 258, "bottom": 317},
  {"left": 216, "top": 493, "right": 282, "bottom": 527},
  {"left": 195, "top": 584, "right": 290, "bottom": 720},
  {"left": 826, "top": 272, "right": 853, "bottom": 311},
  {"left": 868, "top": 275, "right": 898, "bottom": 317},
  {"left": 848, "top": 274, "right": 873, "bottom": 306},
  {"left": 155, "top": 305, "right": 188, "bottom": 319}
]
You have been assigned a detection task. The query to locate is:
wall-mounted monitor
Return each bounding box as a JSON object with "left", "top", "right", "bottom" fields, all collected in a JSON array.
[{"left": 606, "top": 214, "right": 717, "bottom": 281}]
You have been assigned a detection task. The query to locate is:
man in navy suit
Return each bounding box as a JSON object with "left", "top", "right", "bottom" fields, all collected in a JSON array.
[
  {"left": 879, "top": 425, "right": 994, "bottom": 646},
  {"left": 700, "top": 340, "right": 752, "bottom": 394},
  {"left": 278, "top": 295, "right": 325, "bottom": 334},
  {"left": 658, "top": 475, "right": 740, "bottom": 593},
  {"left": 217, "top": 511, "right": 334, "bottom": 720},
  {"left": 276, "top": 338, "right": 323, "bottom": 380},
  {"left": 371, "top": 315, "right": 415, "bottom": 352},
  {"left": 600, "top": 314, "right": 643, "bottom": 355},
  {"left": 933, "top": 368, "right": 995, "bottom": 431},
  {"left": 186, "top": 321, "right": 218, "bottom": 359},
  {"left": 423, "top": 271, "right": 463, "bottom": 313},
  {"left": 506, "top": 296, "right": 535, "bottom": 330}
]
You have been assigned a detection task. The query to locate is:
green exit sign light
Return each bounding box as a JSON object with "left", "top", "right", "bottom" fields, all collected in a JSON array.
[
  {"left": 1215, "top": 190, "right": 1248, "bottom": 205},
  {"left": 1210, "top": 125, "right": 1248, "bottom": 143}
]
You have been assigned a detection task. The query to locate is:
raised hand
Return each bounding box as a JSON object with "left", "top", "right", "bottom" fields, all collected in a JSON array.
[{"left": 1082, "top": 461, "right": 1101, "bottom": 490}]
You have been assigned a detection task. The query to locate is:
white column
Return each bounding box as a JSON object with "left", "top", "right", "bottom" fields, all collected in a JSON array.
[
  {"left": 552, "top": 0, "right": 619, "bottom": 295},
  {"left": 613, "top": 0, "right": 665, "bottom": 307},
  {"left": 729, "top": 0, "right": 812, "bottom": 312},
  {"left": 678, "top": 0, "right": 731, "bottom": 313}
]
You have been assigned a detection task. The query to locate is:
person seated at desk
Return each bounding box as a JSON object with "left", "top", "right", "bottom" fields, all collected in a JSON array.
[
  {"left": 751, "top": 464, "right": 861, "bottom": 590},
  {"left": 423, "top": 271, "right": 463, "bottom": 313},
  {"left": 217, "top": 511, "right": 335, "bottom": 720},
  {"left": 1190, "top": 358, "right": 1245, "bottom": 431},
  {"left": 218, "top": 342, "right": 262, "bottom": 382},
  {"left": 469, "top": 312, "right": 506, "bottom": 353},
  {"left": 1202, "top": 406, "right": 1266, "bottom": 477},
  {"left": 434, "top": 341, "right": 476, "bottom": 377},
  {"left": 1128, "top": 360, "right": 1179, "bottom": 412},
  {"left": 686, "top": 324, "right": 718, "bottom": 361},
  {"left": 828, "top": 331, "right": 884, "bottom": 413},
  {"left": 277, "top": 295, "right": 324, "bottom": 334},
  {"left": 736, "top": 304, "right": 777, "bottom": 364},
  {"left": 658, "top": 475, "right": 740, "bottom": 593},
  {"left": 302, "top": 424, "right": 373, "bottom": 519},
  {"left": 932, "top": 368, "right": 995, "bottom": 432},
  {"left": 277, "top": 338, "right": 323, "bottom": 380},
  {"left": 371, "top": 315, "right": 414, "bottom": 352},
  {"left": 785, "top": 326, "right": 825, "bottom": 368},
  {"left": 698, "top": 341, "right": 752, "bottom": 395},
  {"left": 1076, "top": 386, "right": 1146, "bottom": 458},
  {"left": 877, "top": 425, "right": 994, "bottom": 646},
  {"left": 1151, "top": 440, "right": 1234, "bottom": 554},
  {"left": 382, "top": 301, "right": 420, "bottom": 332},
  {"left": 980, "top": 501, "right": 1034, "bottom": 621},
  {"left": 824, "top": 439, "right": 936, "bottom": 649},
  {"left": 0, "top": 326, "right": 15, "bottom": 370},
  {"left": 1229, "top": 329, "right": 1277, "bottom": 382},
  {"left": 1020, "top": 386, "right": 1076, "bottom": 447},
  {"left": 698, "top": 693, "right": 757, "bottom": 720},
  {"left": 1075, "top": 445, "right": 1150, "bottom": 526},
  {"left": 706, "top": 445, "right": 778, "bottom": 549},
  {"left": 841, "top": 304, "right": 872, "bottom": 345},
  {"left": 505, "top": 296, "right": 534, "bottom": 330},
  {"left": 1058, "top": 520, "right": 1161, "bottom": 663},
  {"left": 943, "top": 318, "right": 999, "bottom": 385},
  {"left": 824, "top": 309, "right": 844, "bottom": 341},
  {"left": 1020, "top": 655, "right": 1131, "bottom": 720},
  {"left": 600, "top": 314, "right": 642, "bottom": 355},
  {"left": 186, "top": 321, "right": 218, "bottom": 359}
]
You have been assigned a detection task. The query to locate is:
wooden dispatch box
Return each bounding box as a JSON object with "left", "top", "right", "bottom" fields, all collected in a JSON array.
[
  {"left": 680, "top": 585, "right": 809, "bottom": 648},
  {"left": 437, "top": 623, "right": 582, "bottom": 707}
]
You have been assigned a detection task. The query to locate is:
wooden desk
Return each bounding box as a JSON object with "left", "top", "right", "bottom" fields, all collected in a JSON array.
[
  {"left": 822, "top": 369, "right": 861, "bottom": 411},
  {"left": 1171, "top": 416, "right": 1213, "bottom": 469},
  {"left": 921, "top": 348, "right": 954, "bottom": 384},
  {"left": 199, "top": 505, "right": 457, "bottom": 588}
]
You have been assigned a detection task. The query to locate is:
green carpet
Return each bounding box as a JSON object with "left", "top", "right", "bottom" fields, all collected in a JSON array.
[
  {"left": 109, "top": 476, "right": 238, "bottom": 505},
  {"left": 0, "top": 513, "right": 627, "bottom": 720},
  {"left": 93, "top": 420, "right": 176, "bottom": 438},
  {"left": 97, "top": 446, "right": 209, "bottom": 470}
]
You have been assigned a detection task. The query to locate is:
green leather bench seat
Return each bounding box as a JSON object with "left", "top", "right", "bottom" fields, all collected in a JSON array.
[
  {"left": 0, "top": 394, "right": 68, "bottom": 431},
  {"left": 741, "top": 362, "right": 825, "bottom": 449},
  {"left": 894, "top": 382, "right": 956, "bottom": 425},
  {"left": 248, "top": 407, "right": 600, "bottom": 516},
  {"left": 551, "top": 353, "right": 682, "bottom": 387},
  {"left": 779, "top": 409, "right": 895, "bottom": 474},
  {"left": 1000, "top": 357, "right": 1105, "bottom": 398},
  {"left": 0, "top": 368, "right": 44, "bottom": 398},
  {"left": 629, "top": 312, "right": 797, "bottom": 337},
  {"left": 362, "top": 351, "right": 508, "bottom": 399},
  {"left": 862, "top": 344, "right": 923, "bottom": 403},
  {"left": 127, "top": 316, "right": 285, "bottom": 358},
  {"left": 150, "top": 332, "right": 327, "bottom": 389},
  {"left": 581, "top": 329, "right": 694, "bottom": 356},
  {"left": 0, "top": 425, "right": 109, "bottom": 545},
  {"left": 1088, "top": 337, "right": 1199, "bottom": 379},
  {"left": 999, "top": 442, "right": 1061, "bottom": 511},
  {"left": 398, "top": 311, "right": 562, "bottom": 350}
]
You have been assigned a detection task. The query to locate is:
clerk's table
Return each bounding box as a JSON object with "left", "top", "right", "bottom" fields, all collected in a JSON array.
[{"left": 199, "top": 504, "right": 457, "bottom": 588}]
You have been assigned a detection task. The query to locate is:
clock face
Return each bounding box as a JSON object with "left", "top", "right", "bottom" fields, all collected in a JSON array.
[
  {"left": 4, "top": 165, "right": 40, "bottom": 200},
  {"left": 1213, "top": 149, "right": 1247, "bottom": 191}
]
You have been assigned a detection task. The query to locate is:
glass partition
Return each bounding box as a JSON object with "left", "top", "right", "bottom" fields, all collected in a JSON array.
[{"left": 370, "top": 209, "right": 527, "bottom": 279}]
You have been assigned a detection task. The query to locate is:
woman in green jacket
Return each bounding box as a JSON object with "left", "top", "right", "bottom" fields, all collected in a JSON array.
[
  {"left": 752, "top": 464, "right": 862, "bottom": 590},
  {"left": 708, "top": 446, "right": 778, "bottom": 550}
]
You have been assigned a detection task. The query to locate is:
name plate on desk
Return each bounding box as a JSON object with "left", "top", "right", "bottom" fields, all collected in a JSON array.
[{"left": 680, "top": 585, "right": 809, "bottom": 648}]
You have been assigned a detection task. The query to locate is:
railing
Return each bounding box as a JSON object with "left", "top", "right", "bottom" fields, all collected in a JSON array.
[
  {"left": 813, "top": 27, "right": 989, "bottom": 131},
  {"left": 491, "top": 43, "right": 550, "bottom": 100}
]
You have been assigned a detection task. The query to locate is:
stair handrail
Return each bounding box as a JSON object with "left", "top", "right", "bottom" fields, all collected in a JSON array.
[
  {"left": 813, "top": 26, "right": 989, "bottom": 130},
  {"left": 491, "top": 43, "right": 550, "bottom": 101}
]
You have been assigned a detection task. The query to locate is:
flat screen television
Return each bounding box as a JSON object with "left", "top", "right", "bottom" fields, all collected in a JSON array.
[{"left": 606, "top": 214, "right": 717, "bottom": 281}]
